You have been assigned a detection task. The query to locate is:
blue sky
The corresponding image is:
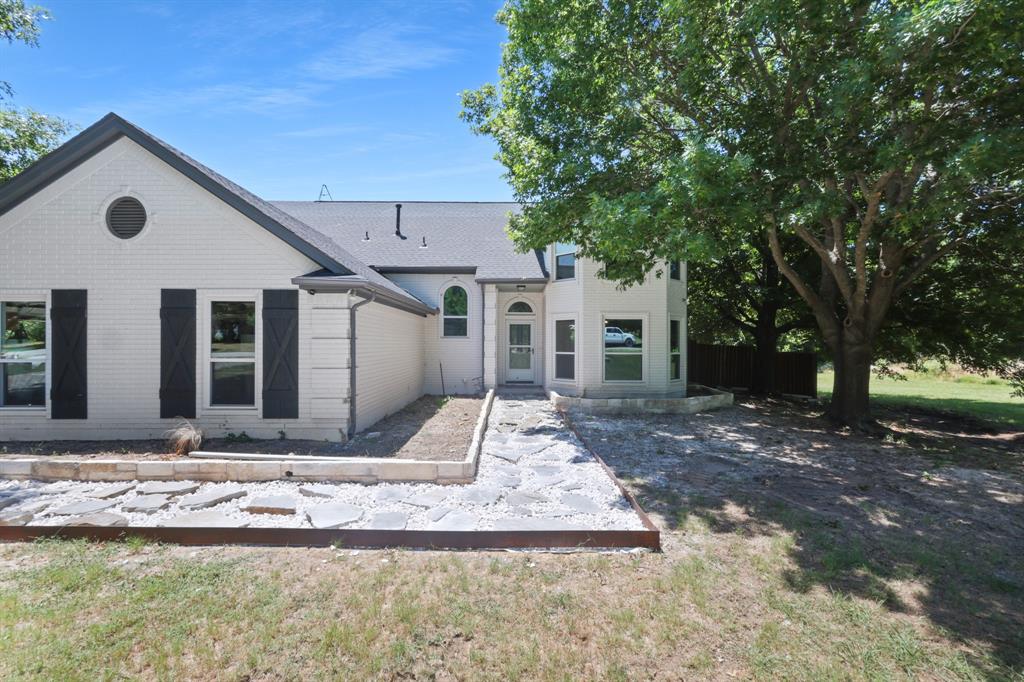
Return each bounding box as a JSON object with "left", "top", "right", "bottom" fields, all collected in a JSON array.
[{"left": 3, "top": 0, "right": 513, "bottom": 201}]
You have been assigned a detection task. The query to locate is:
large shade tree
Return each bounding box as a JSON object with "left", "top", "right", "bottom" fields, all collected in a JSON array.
[
  {"left": 1, "top": 0, "right": 69, "bottom": 181},
  {"left": 687, "top": 230, "right": 816, "bottom": 394},
  {"left": 463, "top": 0, "right": 1024, "bottom": 427}
]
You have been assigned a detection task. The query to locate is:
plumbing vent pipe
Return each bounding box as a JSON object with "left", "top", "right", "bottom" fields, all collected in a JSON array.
[{"left": 395, "top": 203, "right": 406, "bottom": 239}]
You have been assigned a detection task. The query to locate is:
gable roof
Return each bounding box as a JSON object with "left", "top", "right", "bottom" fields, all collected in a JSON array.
[
  {"left": 273, "top": 201, "right": 549, "bottom": 282},
  {"left": 0, "top": 113, "right": 433, "bottom": 314}
]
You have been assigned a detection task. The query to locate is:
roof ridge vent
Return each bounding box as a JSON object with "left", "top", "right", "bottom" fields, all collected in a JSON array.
[{"left": 395, "top": 203, "right": 407, "bottom": 240}]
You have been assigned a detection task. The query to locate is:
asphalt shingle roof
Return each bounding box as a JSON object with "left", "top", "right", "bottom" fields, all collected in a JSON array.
[
  {"left": 0, "top": 113, "right": 431, "bottom": 313},
  {"left": 273, "top": 201, "right": 549, "bottom": 282}
]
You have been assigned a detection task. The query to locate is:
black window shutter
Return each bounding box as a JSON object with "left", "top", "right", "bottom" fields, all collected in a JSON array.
[
  {"left": 160, "top": 289, "right": 197, "bottom": 418},
  {"left": 50, "top": 289, "right": 87, "bottom": 419},
  {"left": 262, "top": 289, "right": 299, "bottom": 419}
]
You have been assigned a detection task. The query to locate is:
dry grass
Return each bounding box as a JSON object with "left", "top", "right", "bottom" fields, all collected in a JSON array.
[
  {"left": 0, "top": 538, "right": 995, "bottom": 681},
  {"left": 164, "top": 420, "right": 203, "bottom": 457},
  {"left": 0, "top": 400, "right": 1020, "bottom": 680}
]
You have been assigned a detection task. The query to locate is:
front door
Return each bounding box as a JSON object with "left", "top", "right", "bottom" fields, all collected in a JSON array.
[{"left": 507, "top": 321, "right": 534, "bottom": 382}]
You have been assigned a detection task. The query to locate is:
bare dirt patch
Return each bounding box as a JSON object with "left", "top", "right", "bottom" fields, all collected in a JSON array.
[
  {"left": 0, "top": 395, "right": 484, "bottom": 461},
  {"left": 570, "top": 397, "right": 1024, "bottom": 674}
]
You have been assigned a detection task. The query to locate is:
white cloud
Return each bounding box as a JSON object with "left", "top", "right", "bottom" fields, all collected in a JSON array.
[
  {"left": 279, "top": 123, "right": 373, "bottom": 138},
  {"left": 304, "top": 25, "right": 459, "bottom": 81},
  {"left": 362, "top": 162, "right": 497, "bottom": 182},
  {"left": 71, "top": 82, "right": 328, "bottom": 122}
]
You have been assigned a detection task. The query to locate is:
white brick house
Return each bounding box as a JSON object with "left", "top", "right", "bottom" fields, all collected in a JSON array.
[{"left": 0, "top": 114, "right": 686, "bottom": 442}]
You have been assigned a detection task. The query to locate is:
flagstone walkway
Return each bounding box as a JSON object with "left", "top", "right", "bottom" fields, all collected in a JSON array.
[{"left": 0, "top": 394, "right": 645, "bottom": 532}]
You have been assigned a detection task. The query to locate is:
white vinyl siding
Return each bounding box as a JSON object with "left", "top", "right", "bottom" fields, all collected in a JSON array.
[{"left": 354, "top": 301, "right": 425, "bottom": 432}]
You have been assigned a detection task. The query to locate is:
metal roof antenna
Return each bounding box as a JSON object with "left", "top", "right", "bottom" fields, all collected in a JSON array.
[
  {"left": 395, "top": 203, "right": 407, "bottom": 239},
  {"left": 317, "top": 184, "right": 333, "bottom": 202}
]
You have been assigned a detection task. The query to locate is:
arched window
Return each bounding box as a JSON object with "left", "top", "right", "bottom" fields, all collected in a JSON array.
[
  {"left": 442, "top": 285, "right": 468, "bottom": 337},
  {"left": 507, "top": 301, "right": 533, "bottom": 314}
]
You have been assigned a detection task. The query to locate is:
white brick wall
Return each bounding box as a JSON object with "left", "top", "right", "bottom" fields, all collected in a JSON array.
[{"left": 0, "top": 137, "right": 351, "bottom": 440}]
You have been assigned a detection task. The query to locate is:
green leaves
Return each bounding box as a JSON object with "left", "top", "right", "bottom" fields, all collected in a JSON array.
[
  {"left": 1, "top": 1, "right": 68, "bottom": 179},
  {"left": 0, "top": 108, "right": 70, "bottom": 181}
]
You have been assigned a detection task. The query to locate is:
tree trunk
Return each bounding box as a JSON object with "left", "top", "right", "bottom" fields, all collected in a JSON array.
[
  {"left": 749, "top": 326, "right": 779, "bottom": 396},
  {"left": 826, "top": 324, "right": 873, "bottom": 428}
]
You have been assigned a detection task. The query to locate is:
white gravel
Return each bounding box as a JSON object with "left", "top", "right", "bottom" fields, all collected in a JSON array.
[{"left": 0, "top": 396, "right": 646, "bottom": 531}]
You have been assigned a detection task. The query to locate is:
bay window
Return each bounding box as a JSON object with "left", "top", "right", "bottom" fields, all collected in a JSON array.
[
  {"left": 670, "top": 319, "right": 682, "bottom": 380},
  {"left": 554, "top": 318, "right": 575, "bottom": 380},
  {"left": 554, "top": 243, "right": 576, "bottom": 280},
  {"left": 604, "top": 318, "right": 643, "bottom": 381}
]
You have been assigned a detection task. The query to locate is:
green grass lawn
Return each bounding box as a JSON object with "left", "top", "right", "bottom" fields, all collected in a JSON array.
[{"left": 818, "top": 367, "right": 1024, "bottom": 429}]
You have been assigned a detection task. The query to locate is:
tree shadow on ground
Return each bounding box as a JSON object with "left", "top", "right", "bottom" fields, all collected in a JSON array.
[{"left": 574, "top": 400, "right": 1024, "bottom": 674}]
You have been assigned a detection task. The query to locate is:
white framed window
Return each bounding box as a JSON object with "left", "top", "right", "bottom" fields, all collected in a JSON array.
[
  {"left": 442, "top": 285, "right": 469, "bottom": 337},
  {"left": 670, "top": 261, "right": 681, "bottom": 280},
  {"left": 554, "top": 318, "right": 575, "bottom": 381},
  {"left": 208, "top": 300, "right": 257, "bottom": 407},
  {"left": 603, "top": 317, "right": 644, "bottom": 382},
  {"left": 507, "top": 300, "right": 533, "bottom": 314},
  {"left": 0, "top": 300, "right": 47, "bottom": 408},
  {"left": 670, "top": 319, "right": 682, "bottom": 381},
  {"left": 554, "top": 243, "right": 576, "bottom": 280}
]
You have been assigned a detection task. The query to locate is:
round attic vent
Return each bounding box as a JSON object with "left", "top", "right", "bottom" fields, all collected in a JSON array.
[{"left": 106, "top": 197, "right": 147, "bottom": 239}]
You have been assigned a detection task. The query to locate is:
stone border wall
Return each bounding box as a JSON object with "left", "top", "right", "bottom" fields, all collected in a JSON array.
[
  {"left": 0, "top": 390, "right": 495, "bottom": 485},
  {"left": 548, "top": 385, "right": 732, "bottom": 415}
]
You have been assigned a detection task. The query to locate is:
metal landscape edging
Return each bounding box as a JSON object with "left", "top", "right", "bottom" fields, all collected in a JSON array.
[
  {"left": 557, "top": 406, "right": 662, "bottom": 538},
  {"left": 0, "top": 390, "right": 661, "bottom": 552},
  {"left": 0, "top": 524, "right": 659, "bottom": 550}
]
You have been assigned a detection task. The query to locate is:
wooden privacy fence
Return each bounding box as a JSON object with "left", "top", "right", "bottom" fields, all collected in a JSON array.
[{"left": 687, "top": 341, "right": 817, "bottom": 397}]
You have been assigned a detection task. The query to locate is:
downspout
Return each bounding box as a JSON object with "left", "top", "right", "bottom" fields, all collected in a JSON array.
[
  {"left": 348, "top": 291, "right": 376, "bottom": 439},
  {"left": 480, "top": 282, "right": 486, "bottom": 391}
]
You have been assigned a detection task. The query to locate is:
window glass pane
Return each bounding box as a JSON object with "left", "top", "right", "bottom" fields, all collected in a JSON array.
[
  {"left": 443, "top": 286, "right": 468, "bottom": 316},
  {"left": 605, "top": 353, "right": 642, "bottom": 381},
  {"left": 555, "top": 354, "right": 575, "bottom": 380},
  {"left": 555, "top": 320, "right": 575, "bottom": 353},
  {"left": 508, "top": 301, "right": 532, "bottom": 314},
  {"left": 509, "top": 323, "right": 531, "bottom": 346},
  {"left": 604, "top": 319, "right": 643, "bottom": 350},
  {"left": 670, "top": 320, "right": 680, "bottom": 353},
  {"left": 211, "top": 362, "right": 255, "bottom": 405},
  {"left": 605, "top": 318, "right": 642, "bottom": 380},
  {"left": 1, "top": 363, "right": 45, "bottom": 407},
  {"left": 509, "top": 347, "right": 531, "bottom": 369},
  {"left": 443, "top": 317, "right": 468, "bottom": 337},
  {"left": 671, "top": 354, "right": 681, "bottom": 381},
  {"left": 555, "top": 253, "right": 575, "bottom": 280},
  {"left": 1, "top": 302, "right": 46, "bottom": 361},
  {"left": 211, "top": 302, "right": 255, "bottom": 356},
  {"left": 670, "top": 261, "right": 681, "bottom": 280}
]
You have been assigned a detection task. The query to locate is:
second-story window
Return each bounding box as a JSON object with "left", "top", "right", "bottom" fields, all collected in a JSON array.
[
  {"left": 554, "top": 243, "right": 576, "bottom": 280},
  {"left": 670, "top": 261, "right": 681, "bottom": 280}
]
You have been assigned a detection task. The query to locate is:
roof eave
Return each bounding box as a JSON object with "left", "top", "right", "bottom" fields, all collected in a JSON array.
[
  {"left": 475, "top": 277, "right": 551, "bottom": 284},
  {"left": 291, "top": 274, "right": 437, "bottom": 317},
  {"left": 0, "top": 113, "right": 351, "bottom": 276}
]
